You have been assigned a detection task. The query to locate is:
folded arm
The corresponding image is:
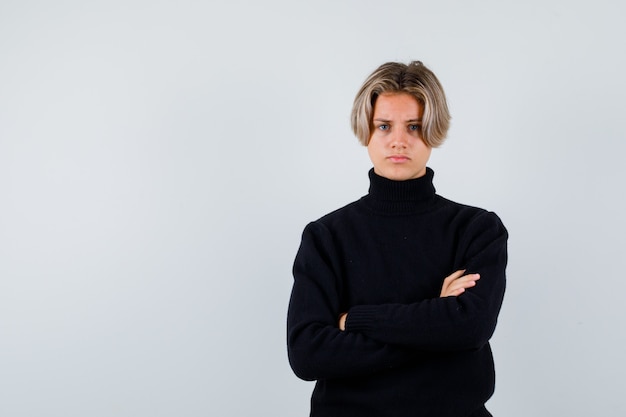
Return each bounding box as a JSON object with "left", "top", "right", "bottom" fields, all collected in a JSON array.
[
  {"left": 287, "top": 222, "right": 415, "bottom": 381},
  {"left": 342, "top": 211, "right": 508, "bottom": 351}
]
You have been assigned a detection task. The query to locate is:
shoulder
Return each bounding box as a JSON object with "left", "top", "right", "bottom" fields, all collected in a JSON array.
[
  {"left": 438, "top": 195, "right": 505, "bottom": 225},
  {"left": 435, "top": 195, "right": 508, "bottom": 247},
  {"left": 297, "top": 197, "right": 372, "bottom": 249},
  {"left": 313, "top": 199, "right": 363, "bottom": 227}
]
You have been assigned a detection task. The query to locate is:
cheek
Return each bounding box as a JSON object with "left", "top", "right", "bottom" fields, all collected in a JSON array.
[
  {"left": 416, "top": 139, "right": 432, "bottom": 157},
  {"left": 424, "top": 147, "right": 432, "bottom": 160},
  {"left": 367, "top": 142, "right": 382, "bottom": 162}
]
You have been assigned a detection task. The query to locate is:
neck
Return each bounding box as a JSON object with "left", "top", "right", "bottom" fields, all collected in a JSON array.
[{"left": 362, "top": 167, "right": 437, "bottom": 214}]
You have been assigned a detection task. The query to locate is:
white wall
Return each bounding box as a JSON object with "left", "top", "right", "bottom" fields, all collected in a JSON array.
[{"left": 1, "top": 1, "right": 624, "bottom": 415}]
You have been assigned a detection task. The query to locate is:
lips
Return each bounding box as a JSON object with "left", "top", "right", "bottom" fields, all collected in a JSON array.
[{"left": 388, "top": 155, "right": 410, "bottom": 163}]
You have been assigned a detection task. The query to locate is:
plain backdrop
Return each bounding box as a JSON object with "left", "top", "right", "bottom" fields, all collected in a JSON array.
[{"left": 1, "top": 1, "right": 625, "bottom": 416}]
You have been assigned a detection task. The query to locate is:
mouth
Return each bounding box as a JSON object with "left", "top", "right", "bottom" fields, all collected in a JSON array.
[{"left": 387, "top": 155, "right": 410, "bottom": 163}]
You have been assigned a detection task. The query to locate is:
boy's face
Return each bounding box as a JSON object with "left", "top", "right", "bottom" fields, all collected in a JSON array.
[{"left": 367, "top": 92, "right": 432, "bottom": 181}]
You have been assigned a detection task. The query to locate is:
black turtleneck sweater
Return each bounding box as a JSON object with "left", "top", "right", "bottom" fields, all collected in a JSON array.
[{"left": 287, "top": 168, "right": 508, "bottom": 417}]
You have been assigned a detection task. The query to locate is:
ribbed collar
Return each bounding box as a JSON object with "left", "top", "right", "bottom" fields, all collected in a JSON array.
[{"left": 361, "top": 167, "right": 437, "bottom": 215}]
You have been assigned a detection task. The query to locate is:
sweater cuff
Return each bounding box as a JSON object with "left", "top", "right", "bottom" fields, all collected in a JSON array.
[{"left": 345, "top": 305, "right": 378, "bottom": 333}]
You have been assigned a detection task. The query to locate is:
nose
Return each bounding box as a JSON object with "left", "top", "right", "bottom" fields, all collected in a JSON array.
[{"left": 391, "top": 131, "right": 408, "bottom": 149}]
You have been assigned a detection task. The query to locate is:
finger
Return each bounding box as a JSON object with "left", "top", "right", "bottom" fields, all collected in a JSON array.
[
  {"left": 455, "top": 273, "right": 480, "bottom": 283},
  {"left": 449, "top": 279, "right": 477, "bottom": 293},
  {"left": 449, "top": 276, "right": 480, "bottom": 293},
  {"left": 444, "top": 273, "right": 479, "bottom": 290},
  {"left": 452, "top": 274, "right": 480, "bottom": 287},
  {"left": 440, "top": 270, "right": 474, "bottom": 298},
  {"left": 443, "top": 269, "right": 466, "bottom": 284},
  {"left": 338, "top": 313, "right": 347, "bottom": 331},
  {"left": 450, "top": 269, "right": 466, "bottom": 279},
  {"left": 461, "top": 273, "right": 480, "bottom": 283},
  {"left": 442, "top": 287, "right": 465, "bottom": 297}
]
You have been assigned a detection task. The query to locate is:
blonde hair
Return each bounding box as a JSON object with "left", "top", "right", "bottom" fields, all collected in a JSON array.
[{"left": 351, "top": 61, "right": 451, "bottom": 147}]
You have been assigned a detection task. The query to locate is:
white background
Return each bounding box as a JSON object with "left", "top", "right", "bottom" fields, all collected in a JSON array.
[{"left": 1, "top": 1, "right": 625, "bottom": 416}]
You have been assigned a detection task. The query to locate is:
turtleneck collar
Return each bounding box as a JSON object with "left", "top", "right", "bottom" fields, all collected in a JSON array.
[{"left": 361, "top": 167, "right": 438, "bottom": 215}]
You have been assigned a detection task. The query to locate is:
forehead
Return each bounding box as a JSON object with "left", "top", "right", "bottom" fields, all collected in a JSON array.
[{"left": 373, "top": 92, "right": 423, "bottom": 118}]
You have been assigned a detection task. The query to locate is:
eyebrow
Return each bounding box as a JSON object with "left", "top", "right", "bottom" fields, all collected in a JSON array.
[{"left": 373, "top": 118, "right": 423, "bottom": 123}]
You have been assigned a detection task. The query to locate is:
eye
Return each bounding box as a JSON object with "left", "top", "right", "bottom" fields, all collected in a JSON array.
[
  {"left": 377, "top": 124, "right": 389, "bottom": 131},
  {"left": 408, "top": 124, "right": 421, "bottom": 131}
]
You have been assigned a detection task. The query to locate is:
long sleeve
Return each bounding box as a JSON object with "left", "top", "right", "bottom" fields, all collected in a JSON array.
[
  {"left": 345, "top": 211, "right": 508, "bottom": 351},
  {"left": 287, "top": 221, "right": 414, "bottom": 381},
  {"left": 287, "top": 168, "right": 506, "bottom": 416}
]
